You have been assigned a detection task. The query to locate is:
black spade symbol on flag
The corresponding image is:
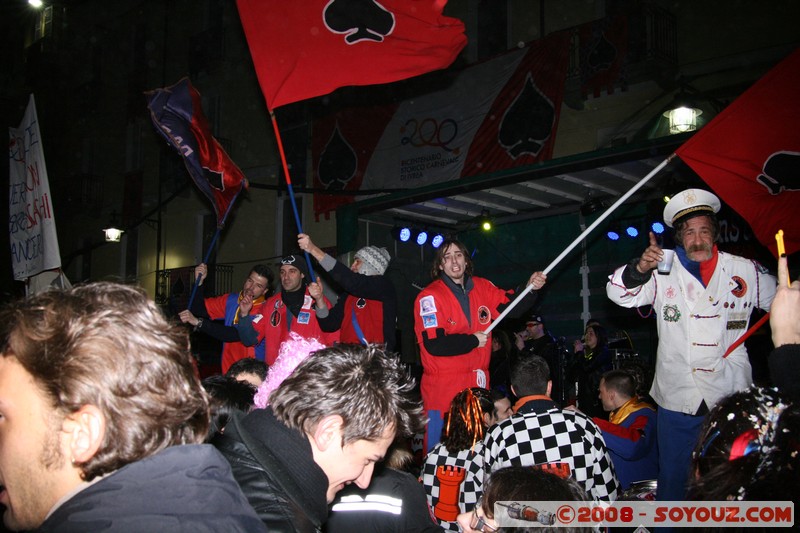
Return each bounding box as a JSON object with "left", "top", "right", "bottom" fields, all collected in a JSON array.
[
  {"left": 498, "top": 73, "right": 555, "bottom": 159},
  {"left": 324, "top": 0, "right": 396, "bottom": 44},
  {"left": 318, "top": 125, "right": 358, "bottom": 190},
  {"left": 757, "top": 151, "right": 800, "bottom": 194}
]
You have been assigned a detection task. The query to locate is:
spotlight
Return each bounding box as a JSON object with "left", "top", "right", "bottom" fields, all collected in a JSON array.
[
  {"left": 625, "top": 225, "right": 639, "bottom": 238},
  {"left": 416, "top": 230, "right": 428, "bottom": 246},
  {"left": 391, "top": 226, "right": 412, "bottom": 242},
  {"left": 478, "top": 210, "right": 492, "bottom": 232},
  {"left": 651, "top": 221, "right": 665, "bottom": 235},
  {"left": 606, "top": 227, "right": 621, "bottom": 241},
  {"left": 431, "top": 234, "right": 444, "bottom": 248}
]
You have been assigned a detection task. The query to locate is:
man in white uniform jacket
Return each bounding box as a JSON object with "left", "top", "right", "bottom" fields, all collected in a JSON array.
[{"left": 606, "top": 188, "right": 776, "bottom": 502}]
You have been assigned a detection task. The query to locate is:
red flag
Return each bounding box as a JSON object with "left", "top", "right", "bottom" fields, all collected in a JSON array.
[
  {"left": 676, "top": 48, "right": 800, "bottom": 257},
  {"left": 146, "top": 78, "right": 248, "bottom": 227},
  {"left": 236, "top": 0, "right": 467, "bottom": 110}
]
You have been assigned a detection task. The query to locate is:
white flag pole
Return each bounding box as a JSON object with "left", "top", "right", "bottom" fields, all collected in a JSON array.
[{"left": 485, "top": 153, "right": 677, "bottom": 334}]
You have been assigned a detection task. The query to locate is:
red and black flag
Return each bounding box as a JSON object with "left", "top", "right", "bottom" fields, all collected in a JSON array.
[
  {"left": 236, "top": 0, "right": 467, "bottom": 109},
  {"left": 676, "top": 48, "right": 800, "bottom": 257},
  {"left": 146, "top": 78, "right": 248, "bottom": 226}
]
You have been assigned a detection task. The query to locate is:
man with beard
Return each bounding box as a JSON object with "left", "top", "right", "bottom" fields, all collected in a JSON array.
[
  {"left": 606, "top": 188, "right": 776, "bottom": 502},
  {"left": 180, "top": 263, "right": 273, "bottom": 373},
  {"left": 237, "top": 255, "right": 338, "bottom": 364}
]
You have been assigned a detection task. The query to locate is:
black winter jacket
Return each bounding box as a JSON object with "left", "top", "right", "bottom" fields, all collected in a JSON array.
[
  {"left": 37, "top": 444, "right": 266, "bottom": 533},
  {"left": 213, "top": 409, "right": 330, "bottom": 533}
]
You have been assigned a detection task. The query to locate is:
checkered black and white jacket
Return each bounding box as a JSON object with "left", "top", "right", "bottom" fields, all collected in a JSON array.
[
  {"left": 482, "top": 399, "right": 620, "bottom": 502},
  {"left": 420, "top": 441, "right": 486, "bottom": 532}
]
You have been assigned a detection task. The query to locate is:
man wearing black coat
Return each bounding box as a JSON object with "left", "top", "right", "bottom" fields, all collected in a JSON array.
[{"left": 214, "top": 343, "right": 426, "bottom": 532}]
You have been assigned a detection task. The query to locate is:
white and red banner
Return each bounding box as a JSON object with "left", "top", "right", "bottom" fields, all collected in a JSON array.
[
  {"left": 8, "top": 95, "right": 62, "bottom": 280},
  {"left": 676, "top": 47, "right": 800, "bottom": 257},
  {"left": 311, "top": 31, "right": 571, "bottom": 217}
]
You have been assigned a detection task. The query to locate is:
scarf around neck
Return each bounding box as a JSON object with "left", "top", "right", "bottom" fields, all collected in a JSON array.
[
  {"left": 609, "top": 396, "right": 655, "bottom": 425},
  {"left": 234, "top": 293, "right": 265, "bottom": 323},
  {"left": 676, "top": 244, "right": 719, "bottom": 287}
]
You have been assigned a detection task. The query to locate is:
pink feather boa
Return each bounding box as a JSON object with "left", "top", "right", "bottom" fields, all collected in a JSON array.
[{"left": 253, "top": 332, "right": 325, "bottom": 408}]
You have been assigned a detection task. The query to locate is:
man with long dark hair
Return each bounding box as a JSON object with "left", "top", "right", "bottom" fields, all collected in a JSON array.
[{"left": 413, "top": 239, "right": 546, "bottom": 449}]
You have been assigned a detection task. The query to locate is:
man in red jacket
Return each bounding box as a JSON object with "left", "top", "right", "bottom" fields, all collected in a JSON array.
[
  {"left": 179, "top": 263, "right": 273, "bottom": 373},
  {"left": 414, "top": 239, "right": 546, "bottom": 449},
  {"left": 237, "top": 255, "right": 339, "bottom": 365}
]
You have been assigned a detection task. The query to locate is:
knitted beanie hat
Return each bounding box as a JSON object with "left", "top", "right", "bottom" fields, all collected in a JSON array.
[{"left": 355, "top": 246, "right": 391, "bottom": 276}]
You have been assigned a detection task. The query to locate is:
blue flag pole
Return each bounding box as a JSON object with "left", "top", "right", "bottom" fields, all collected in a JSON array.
[
  {"left": 187, "top": 186, "right": 244, "bottom": 309},
  {"left": 270, "top": 110, "right": 317, "bottom": 281}
]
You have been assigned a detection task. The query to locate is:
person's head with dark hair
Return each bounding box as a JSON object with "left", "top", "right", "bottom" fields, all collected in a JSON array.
[
  {"left": 489, "top": 388, "right": 513, "bottom": 424},
  {"left": 457, "top": 466, "right": 589, "bottom": 533},
  {"left": 583, "top": 324, "right": 608, "bottom": 352},
  {"left": 511, "top": 355, "right": 551, "bottom": 398},
  {"left": 491, "top": 329, "right": 511, "bottom": 356},
  {"left": 598, "top": 369, "right": 637, "bottom": 412},
  {"left": 688, "top": 386, "right": 799, "bottom": 502},
  {"left": 249, "top": 264, "right": 275, "bottom": 297},
  {"left": 270, "top": 343, "right": 426, "bottom": 502},
  {"left": 442, "top": 387, "right": 494, "bottom": 451},
  {"left": 0, "top": 282, "right": 210, "bottom": 531},
  {"left": 225, "top": 357, "right": 268, "bottom": 387},
  {"left": 239, "top": 264, "right": 272, "bottom": 301},
  {"left": 430, "top": 239, "right": 474, "bottom": 281},
  {"left": 278, "top": 254, "right": 308, "bottom": 293},
  {"left": 202, "top": 375, "right": 256, "bottom": 440}
]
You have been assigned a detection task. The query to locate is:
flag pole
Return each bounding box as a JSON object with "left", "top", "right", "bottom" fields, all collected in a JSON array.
[
  {"left": 485, "top": 153, "right": 677, "bottom": 334},
  {"left": 187, "top": 187, "right": 244, "bottom": 309},
  {"left": 722, "top": 312, "right": 770, "bottom": 358},
  {"left": 269, "top": 110, "right": 317, "bottom": 281}
]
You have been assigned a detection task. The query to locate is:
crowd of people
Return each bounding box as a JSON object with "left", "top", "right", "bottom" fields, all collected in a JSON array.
[{"left": 1, "top": 187, "right": 798, "bottom": 532}]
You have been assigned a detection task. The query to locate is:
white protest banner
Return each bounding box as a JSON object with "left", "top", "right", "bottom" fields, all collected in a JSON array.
[{"left": 8, "top": 94, "right": 62, "bottom": 280}]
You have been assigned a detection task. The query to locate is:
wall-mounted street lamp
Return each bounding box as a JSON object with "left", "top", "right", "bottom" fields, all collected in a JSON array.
[
  {"left": 663, "top": 105, "right": 703, "bottom": 134},
  {"left": 103, "top": 212, "right": 124, "bottom": 242}
]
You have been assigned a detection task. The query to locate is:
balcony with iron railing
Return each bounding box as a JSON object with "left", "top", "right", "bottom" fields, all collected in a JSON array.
[{"left": 157, "top": 263, "right": 234, "bottom": 311}]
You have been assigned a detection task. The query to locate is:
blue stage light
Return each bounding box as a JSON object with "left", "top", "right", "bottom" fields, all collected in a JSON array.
[
  {"left": 399, "top": 227, "right": 411, "bottom": 242},
  {"left": 607, "top": 230, "right": 621, "bottom": 241},
  {"left": 626, "top": 226, "right": 639, "bottom": 238},
  {"left": 651, "top": 221, "right": 665, "bottom": 234},
  {"left": 416, "top": 230, "right": 428, "bottom": 245},
  {"left": 431, "top": 234, "right": 444, "bottom": 248}
]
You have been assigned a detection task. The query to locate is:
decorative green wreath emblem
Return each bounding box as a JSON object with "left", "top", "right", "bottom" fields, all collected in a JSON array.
[{"left": 663, "top": 304, "right": 681, "bottom": 322}]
